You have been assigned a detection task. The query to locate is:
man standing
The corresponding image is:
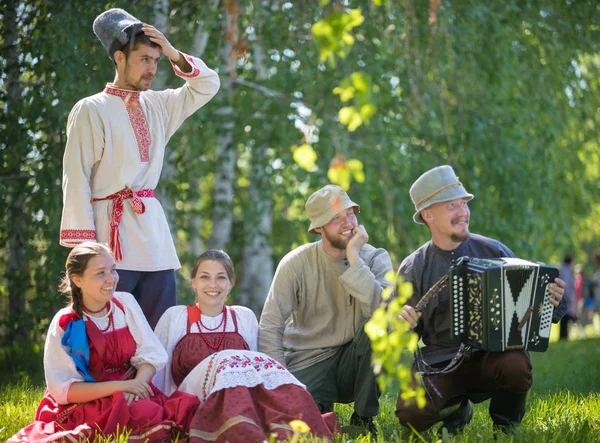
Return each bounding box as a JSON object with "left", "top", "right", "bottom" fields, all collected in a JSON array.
[
  {"left": 59, "top": 8, "right": 220, "bottom": 328},
  {"left": 259, "top": 185, "right": 392, "bottom": 435},
  {"left": 559, "top": 255, "right": 576, "bottom": 339},
  {"left": 395, "top": 165, "right": 567, "bottom": 434}
]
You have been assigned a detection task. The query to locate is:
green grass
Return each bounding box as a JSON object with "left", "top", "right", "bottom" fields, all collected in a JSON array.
[{"left": 1, "top": 337, "right": 599, "bottom": 442}]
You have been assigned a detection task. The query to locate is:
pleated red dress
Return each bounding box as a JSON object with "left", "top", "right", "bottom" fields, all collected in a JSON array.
[{"left": 9, "top": 299, "right": 199, "bottom": 443}]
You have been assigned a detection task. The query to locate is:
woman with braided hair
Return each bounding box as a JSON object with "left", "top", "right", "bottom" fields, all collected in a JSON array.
[
  {"left": 153, "top": 249, "right": 340, "bottom": 443},
  {"left": 9, "top": 242, "right": 199, "bottom": 443}
]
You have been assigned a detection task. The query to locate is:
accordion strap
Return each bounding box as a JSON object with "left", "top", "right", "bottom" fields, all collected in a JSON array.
[
  {"left": 414, "top": 273, "right": 449, "bottom": 313},
  {"left": 410, "top": 269, "right": 470, "bottom": 381}
]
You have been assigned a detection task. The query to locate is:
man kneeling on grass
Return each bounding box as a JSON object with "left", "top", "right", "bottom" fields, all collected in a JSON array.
[{"left": 394, "top": 165, "right": 567, "bottom": 435}]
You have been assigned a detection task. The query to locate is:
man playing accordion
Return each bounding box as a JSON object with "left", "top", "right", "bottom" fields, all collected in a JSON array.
[{"left": 395, "top": 165, "right": 567, "bottom": 435}]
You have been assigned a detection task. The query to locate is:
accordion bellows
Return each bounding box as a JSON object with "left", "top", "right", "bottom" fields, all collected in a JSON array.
[{"left": 450, "top": 257, "right": 558, "bottom": 352}]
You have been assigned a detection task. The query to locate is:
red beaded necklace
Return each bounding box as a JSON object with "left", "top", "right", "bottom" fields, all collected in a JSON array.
[
  {"left": 82, "top": 301, "right": 110, "bottom": 315},
  {"left": 196, "top": 305, "right": 228, "bottom": 350},
  {"left": 197, "top": 305, "right": 227, "bottom": 331}
]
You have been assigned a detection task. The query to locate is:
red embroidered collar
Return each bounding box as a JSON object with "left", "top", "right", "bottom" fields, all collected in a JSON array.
[{"left": 104, "top": 84, "right": 141, "bottom": 101}]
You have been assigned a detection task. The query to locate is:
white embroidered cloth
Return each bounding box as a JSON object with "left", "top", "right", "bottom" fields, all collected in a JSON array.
[{"left": 178, "top": 350, "right": 306, "bottom": 402}]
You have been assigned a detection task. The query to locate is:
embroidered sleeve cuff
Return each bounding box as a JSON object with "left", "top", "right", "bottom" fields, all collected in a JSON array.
[
  {"left": 60, "top": 229, "right": 96, "bottom": 246},
  {"left": 170, "top": 52, "right": 201, "bottom": 78}
]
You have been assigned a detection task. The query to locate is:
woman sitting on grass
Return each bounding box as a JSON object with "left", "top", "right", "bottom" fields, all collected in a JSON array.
[
  {"left": 153, "top": 249, "right": 339, "bottom": 443},
  {"left": 9, "top": 242, "right": 200, "bottom": 443}
]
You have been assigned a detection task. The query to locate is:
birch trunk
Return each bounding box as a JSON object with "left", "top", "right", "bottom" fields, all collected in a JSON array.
[
  {"left": 237, "top": 34, "right": 274, "bottom": 313},
  {"left": 207, "top": 5, "right": 236, "bottom": 250},
  {"left": 187, "top": 0, "right": 219, "bottom": 257},
  {"left": 238, "top": 143, "right": 274, "bottom": 314}
]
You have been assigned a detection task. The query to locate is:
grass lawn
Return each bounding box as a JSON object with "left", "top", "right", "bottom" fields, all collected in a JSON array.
[{"left": 1, "top": 335, "right": 599, "bottom": 442}]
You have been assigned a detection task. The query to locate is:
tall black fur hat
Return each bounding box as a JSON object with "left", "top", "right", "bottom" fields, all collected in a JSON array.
[{"left": 93, "top": 8, "right": 143, "bottom": 61}]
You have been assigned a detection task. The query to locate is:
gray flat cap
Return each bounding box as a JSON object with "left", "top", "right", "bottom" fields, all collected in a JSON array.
[
  {"left": 93, "top": 8, "right": 143, "bottom": 61},
  {"left": 410, "top": 165, "right": 474, "bottom": 224}
]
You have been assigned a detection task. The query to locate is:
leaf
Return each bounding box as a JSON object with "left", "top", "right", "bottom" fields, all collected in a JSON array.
[
  {"left": 339, "top": 106, "right": 363, "bottom": 131},
  {"left": 327, "top": 165, "right": 351, "bottom": 190},
  {"left": 339, "top": 106, "right": 357, "bottom": 126},
  {"left": 333, "top": 85, "right": 355, "bottom": 102},
  {"left": 346, "top": 158, "right": 365, "bottom": 183},
  {"left": 351, "top": 72, "right": 369, "bottom": 93},
  {"left": 292, "top": 144, "right": 317, "bottom": 171},
  {"left": 359, "top": 103, "right": 377, "bottom": 123}
]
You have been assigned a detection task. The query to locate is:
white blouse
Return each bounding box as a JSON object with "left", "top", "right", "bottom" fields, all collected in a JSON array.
[
  {"left": 153, "top": 305, "right": 258, "bottom": 395},
  {"left": 44, "top": 292, "right": 167, "bottom": 405}
]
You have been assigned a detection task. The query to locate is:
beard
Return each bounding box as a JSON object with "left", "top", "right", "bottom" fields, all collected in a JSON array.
[
  {"left": 124, "top": 65, "right": 153, "bottom": 91},
  {"left": 322, "top": 229, "right": 351, "bottom": 250},
  {"left": 450, "top": 231, "right": 470, "bottom": 243}
]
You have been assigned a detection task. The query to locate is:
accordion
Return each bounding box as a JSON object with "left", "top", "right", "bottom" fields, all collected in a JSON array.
[{"left": 449, "top": 257, "right": 558, "bottom": 352}]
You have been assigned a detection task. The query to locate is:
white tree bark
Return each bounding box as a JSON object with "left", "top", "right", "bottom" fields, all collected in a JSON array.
[
  {"left": 237, "top": 33, "right": 274, "bottom": 313},
  {"left": 186, "top": 0, "right": 220, "bottom": 257},
  {"left": 238, "top": 142, "right": 274, "bottom": 313},
  {"left": 207, "top": 5, "right": 236, "bottom": 250}
]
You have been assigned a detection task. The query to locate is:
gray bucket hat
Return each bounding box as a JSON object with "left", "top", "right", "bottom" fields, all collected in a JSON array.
[
  {"left": 410, "top": 165, "right": 474, "bottom": 224},
  {"left": 306, "top": 185, "right": 360, "bottom": 234},
  {"left": 93, "top": 8, "right": 143, "bottom": 61}
]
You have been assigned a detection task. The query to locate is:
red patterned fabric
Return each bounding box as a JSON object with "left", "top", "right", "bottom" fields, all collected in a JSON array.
[
  {"left": 171, "top": 305, "right": 340, "bottom": 443},
  {"left": 9, "top": 303, "right": 199, "bottom": 443},
  {"left": 188, "top": 385, "right": 340, "bottom": 443},
  {"left": 91, "top": 188, "right": 155, "bottom": 261},
  {"left": 104, "top": 85, "right": 151, "bottom": 162},
  {"left": 59, "top": 229, "right": 97, "bottom": 245}
]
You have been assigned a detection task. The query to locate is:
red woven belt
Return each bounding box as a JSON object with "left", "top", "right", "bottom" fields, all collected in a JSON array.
[{"left": 91, "top": 188, "right": 155, "bottom": 261}]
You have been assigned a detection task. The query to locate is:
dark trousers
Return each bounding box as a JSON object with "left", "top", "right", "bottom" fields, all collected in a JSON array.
[
  {"left": 396, "top": 350, "right": 532, "bottom": 432},
  {"left": 559, "top": 314, "right": 575, "bottom": 340},
  {"left": 291, "top": 322, "right": 380, "bottom": 418},
  {"left": 116, "top": 269, "right": 176, "bottom": 329}
]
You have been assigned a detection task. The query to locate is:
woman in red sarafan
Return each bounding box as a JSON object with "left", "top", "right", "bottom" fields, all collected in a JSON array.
[
  {"left": 153, "top": 250, "right": 340, "bottom": 443},
  {"left": 9, "top": 242, "right": 199, "bottom": 443}
]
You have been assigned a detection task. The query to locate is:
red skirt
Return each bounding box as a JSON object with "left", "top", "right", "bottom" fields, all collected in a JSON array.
[
  {"left": 188, "top": 384, "right": 340, "bottom": 443},
  {"left": 9, "top": 384, "right": 199, "bottom": 443}
]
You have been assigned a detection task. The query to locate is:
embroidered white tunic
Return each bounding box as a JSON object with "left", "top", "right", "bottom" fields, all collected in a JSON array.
[
  {"left": 59, "top": 54, "right": 220, "bottom": 271},
  {"left": 44, "top": 292, "right": 168, "bottom": 405}
]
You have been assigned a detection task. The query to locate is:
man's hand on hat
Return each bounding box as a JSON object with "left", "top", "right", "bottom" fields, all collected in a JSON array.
[
  {"left": 346, "top": 225, "right": 368, "bottom": 265},
  {"left": 142, "top": 24, "right": 181, "bottom": 62}
]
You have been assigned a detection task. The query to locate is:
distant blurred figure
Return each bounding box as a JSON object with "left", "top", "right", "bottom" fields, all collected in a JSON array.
[
  {"left": 559, "top": 255, "right": 576, "bottom": 340},
  {"left": 593, "top": 249, "right": 600, "bottom": 315},
  {"left": 574, "top": 264, "right": 585, "bottom": 319}
]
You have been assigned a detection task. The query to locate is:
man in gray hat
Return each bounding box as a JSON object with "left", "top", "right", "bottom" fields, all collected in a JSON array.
[
  {"left": 59, "top": 8, "right": 220, "bottom": 328},
  {"left": 259, "top": 184, "right": 393, "bottom": 436},
  {"left": 394, "top": 165, "right": 567, "bottom": 435}
]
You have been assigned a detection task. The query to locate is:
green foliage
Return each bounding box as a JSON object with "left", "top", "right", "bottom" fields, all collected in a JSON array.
[
  {"left": 312, "top": 9, "right": 365, "bottom": 65},
  {"left": 365, "top": 272, "right": 426, "bottom": 408},
  {"left": 334, "top": 72, "right": 377, "bottom": 131},
  {"left": 327, "top": 157, "right": 366, "bottom": 190},
  {"left": 1, "top": 0, "right": 600, "bottom": 349}
]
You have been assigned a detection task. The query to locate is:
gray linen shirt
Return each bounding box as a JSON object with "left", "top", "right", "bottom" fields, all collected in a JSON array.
[
  {"left": 258, "top": 240, "right": 393, "bottom": 373},
  {"left": 399, "top": 233, "right": 567, "bottom": 364}
]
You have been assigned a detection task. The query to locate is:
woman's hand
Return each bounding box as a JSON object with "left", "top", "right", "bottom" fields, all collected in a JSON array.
[{"left": 120, "top": 379, "right": 154, "bottom": 404}]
